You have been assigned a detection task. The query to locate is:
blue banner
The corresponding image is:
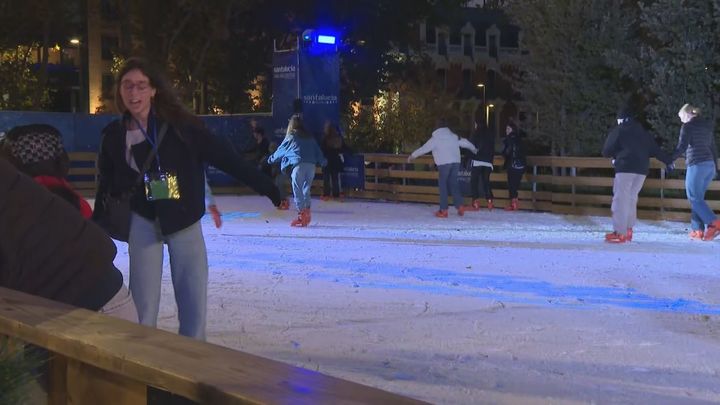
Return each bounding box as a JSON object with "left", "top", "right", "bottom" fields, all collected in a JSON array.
[
  {"left": 341, "top": 154, "right": 365, "bottom": 190},
  {"left": 299, "top": 51, "right": 340, "bottom": 139},
  {"left": 271, "top": 50, "right": 299, "bottom": 143}
]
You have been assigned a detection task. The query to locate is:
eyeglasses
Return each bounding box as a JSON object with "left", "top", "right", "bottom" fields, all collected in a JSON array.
[{"left": 121, "top": 81, "right": 152, "bottom": 92}]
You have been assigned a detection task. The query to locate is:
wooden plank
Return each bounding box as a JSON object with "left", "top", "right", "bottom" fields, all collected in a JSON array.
[
  {"left": 66, "top": 359, "right": 146, "bottom": 405},
  {"left": 69, "top": 181, "right": 97, "bottom": 190},
  {"left": 68, "top": 152, "right": 97, "bottom": 161},
  {"left": 48, "top": 355, "right": 68, "bottom": 405},
  {"left": 551, "top": 176, "right": 614, "bottom": 187},
  {"left": 0, "top": 288, "right": 426, "bottom": 405},
  {"left": 68, "top": 168, "right": 97, "bottom": 176}
]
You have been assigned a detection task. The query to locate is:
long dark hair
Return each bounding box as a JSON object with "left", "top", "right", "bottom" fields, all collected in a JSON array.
[{"left": 115, "top": 57, "right": 203, "bottom": 131}]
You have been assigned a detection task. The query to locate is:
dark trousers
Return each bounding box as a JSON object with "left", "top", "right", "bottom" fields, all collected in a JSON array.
[
  {"left": 323, "top": 168, "right": 341, "bottom": 197},
  {"left": 470, "top": 166, "right": 494, "bottom": 200},
  {"left": 507, "top": 168, "right": 524, "bottom": 199}
]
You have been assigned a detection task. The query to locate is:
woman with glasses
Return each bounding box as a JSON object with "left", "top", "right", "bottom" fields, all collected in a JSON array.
[{"left": 93, "top": 57, "right": 281, "bottom": 340}]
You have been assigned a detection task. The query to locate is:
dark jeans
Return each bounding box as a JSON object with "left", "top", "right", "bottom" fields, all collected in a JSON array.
[
  {"left": 323, "top": 168, "right": 341, "bottom": 197},
  {"left": 507, "top": 167, "right": 524, "bottom": 199},
  {"left": 438, "top": 163, "right": 463, "bottom": 210},
  {"left": 470, "top": 166, "right": 494, "bottom": 200}
]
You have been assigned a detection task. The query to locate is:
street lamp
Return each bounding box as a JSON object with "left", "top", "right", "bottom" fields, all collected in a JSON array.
[
  {"left": 68, "top": 37, "right": 84, "bottom": 112},
  {"left": 486, "top": 103, "right": 494, "bottom": 127},
  {"left": 476, "top": 83, "right": 485, "bottom": 104}
]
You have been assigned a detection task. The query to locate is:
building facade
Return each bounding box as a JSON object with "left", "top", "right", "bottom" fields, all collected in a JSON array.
[{"left": 419, "top": 5, "right": 525, "bottom": 136}]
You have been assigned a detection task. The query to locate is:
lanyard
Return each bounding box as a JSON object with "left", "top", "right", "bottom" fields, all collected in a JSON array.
[{"left": 132, "top": 115, "right": 161, "bottom": 171}]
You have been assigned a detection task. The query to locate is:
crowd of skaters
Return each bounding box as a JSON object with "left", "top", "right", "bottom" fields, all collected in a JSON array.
[{"left": 0, "top": 57, "right": 717, "bottom": 363}]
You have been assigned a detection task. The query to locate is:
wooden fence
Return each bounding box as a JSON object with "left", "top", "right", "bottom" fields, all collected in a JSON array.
[
  {"left": 0, "top": 287, "right": 425, "bottom": 405},
  {"left": 69, "top": 152, "right": 720, "bottom": 222}
]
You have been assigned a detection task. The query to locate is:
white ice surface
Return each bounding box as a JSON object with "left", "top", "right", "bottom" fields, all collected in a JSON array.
[{"left": 111, "top": 196, "right": 720, "bottom": 405}]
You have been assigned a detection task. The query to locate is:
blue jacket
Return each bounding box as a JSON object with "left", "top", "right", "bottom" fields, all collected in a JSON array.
[{"left": 268, "top": 131, "right": 326, "bottom": 173}]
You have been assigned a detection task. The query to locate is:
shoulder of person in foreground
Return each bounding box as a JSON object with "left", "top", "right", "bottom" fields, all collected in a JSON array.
[{"left": 0, "top": 158, "right": 120, "bottom": 292}]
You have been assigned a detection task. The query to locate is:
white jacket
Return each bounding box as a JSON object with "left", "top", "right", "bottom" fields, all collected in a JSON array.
[{"left": 410, "top": 127, "right": 477, "bottom": 166}]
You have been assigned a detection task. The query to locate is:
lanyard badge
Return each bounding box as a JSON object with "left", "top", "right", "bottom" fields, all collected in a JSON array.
[
  {"left": 144, "top": 171, "right": 180, "bottom": 200},
  {"left": 133, "top": 114, "right": 181, "bottom": 201}
]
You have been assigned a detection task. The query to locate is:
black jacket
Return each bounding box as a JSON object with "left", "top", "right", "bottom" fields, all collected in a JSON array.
[
  {"left": 0, "top": 158, "right": 122, "bottom": 311},
  {"left": 94, "top": 116, "right": 281, "bottom": 236},
  {"left": 502, "top": 132, "right": 526, "bottom": 169},
  {"left": 602, "top": 120, "right": 671, "bottom": 175},
  {"left": 321, "top": 135, "right": 346, "bottom": 173},
  {"left": 671, "top": 117, "right": 718, "bottom": 167},
  {"left": 470, "top": 127, "right": 495, "bottom": 164}
]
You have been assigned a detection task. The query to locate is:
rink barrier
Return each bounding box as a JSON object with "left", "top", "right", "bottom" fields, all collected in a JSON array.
[
  {"left": 69, "top": 152, "right": 719, "bottom": 221},
  {"left": 343, "top": 154, "right": 719, "bottom": 222},
  {"left": 0, "top": 287, "right": 427, "bottom": 405}
]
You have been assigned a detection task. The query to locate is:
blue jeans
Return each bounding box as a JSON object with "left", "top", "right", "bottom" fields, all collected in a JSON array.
[
  {"left": 685, "top": 161, "right": 717, "bottom": 231},
  {"left": 128, "top": 213, "right": 208, "bottom": 340},
  {"left": 291, "top": 162, "right": 316, "bottom": 210},
  {"left": 438, "top": 163, "right": 463, "bottom": 210}
]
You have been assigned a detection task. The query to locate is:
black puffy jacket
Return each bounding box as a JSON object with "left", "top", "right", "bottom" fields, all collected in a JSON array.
[
  {"left": 671, "top": 117, "right": 718, "bottom": 168},
  {"left": 0, "top": 158, "right": 122, "bottom": 310}
]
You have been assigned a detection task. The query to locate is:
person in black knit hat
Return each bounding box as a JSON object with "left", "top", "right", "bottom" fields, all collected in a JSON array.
[
  {"left": 601, "top": 106, "right": 672, "bottom": 243},
  {"left": 1, "top": 124, "right": 92, "bottom": 217}
]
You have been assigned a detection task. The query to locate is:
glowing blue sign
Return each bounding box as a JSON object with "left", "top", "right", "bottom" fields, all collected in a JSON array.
[{"left": 317, "top": 35, "right": 336, "bottom": 45}]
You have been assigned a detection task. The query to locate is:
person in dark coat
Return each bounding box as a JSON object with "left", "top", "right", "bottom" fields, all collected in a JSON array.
[
  {"left": 0, "top": 157, "right": 136, "bottom": 321},
  {"left": 601, "top": 107, "right": 672, "bottom": 243},
  {"left": 468, "top": 119, "right": 496, "bottom": 210},
  {"left": 93, "top": 57, "right": 281, "bottom": 340},
  {"left": 669, "top": 103, "right": 719, "bottom": 241},
  {"left": 245, "top": 126, "right": 271, "bottom": 173},
  {"left": 1, "top": 124, "right": 92, "bottom": 218},
  {"left": 320, "top": 121, "right": 345, "bottom": 200},
  {"left": 501, "top": 121, "right": 526, "bottom": 211}
]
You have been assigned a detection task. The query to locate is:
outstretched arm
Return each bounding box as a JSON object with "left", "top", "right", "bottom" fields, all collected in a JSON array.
[{"left": 188, "top": 125, "right": 281, "bottom": 206}]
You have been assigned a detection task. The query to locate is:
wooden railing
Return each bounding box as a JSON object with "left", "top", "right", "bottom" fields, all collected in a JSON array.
[
  {"left": 70, "top": 152, "right": 720, "bottom": 222},
  {"left": 340, "top": 154, "right": 720, "bottom": 222},
  {"left": 0, "top": 287, "right": 425, "bottom": 405},
  {"left": 67, "top": 152, "right": 98, "bottom": 197}
]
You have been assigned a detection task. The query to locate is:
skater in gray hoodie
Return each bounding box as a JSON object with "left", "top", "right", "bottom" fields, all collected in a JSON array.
[{"left": 408, "top": 119, "right": 477, "bottom": 217}]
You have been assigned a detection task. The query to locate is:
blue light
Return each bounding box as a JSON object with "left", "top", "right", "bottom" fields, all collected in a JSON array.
[{"left": 316, "top": 35, "right": 336, "bottom": 45}]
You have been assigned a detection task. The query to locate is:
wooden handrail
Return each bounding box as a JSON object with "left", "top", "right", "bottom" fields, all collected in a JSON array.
[
  {"left": 70, "top": 152, "right": 720, "bottom": 221},
  {"left": 0, "top": 287, "right": 426, "bottom": 405}
]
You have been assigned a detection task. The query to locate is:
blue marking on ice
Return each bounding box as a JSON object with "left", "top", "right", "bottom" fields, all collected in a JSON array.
[{"left": 240, "top": 254, "right": 720, "bottom": 315}]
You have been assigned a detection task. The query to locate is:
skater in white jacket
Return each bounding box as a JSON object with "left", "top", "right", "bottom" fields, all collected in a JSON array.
[{"left": 408, "top": 119, "right": 477, "bottom": 217}]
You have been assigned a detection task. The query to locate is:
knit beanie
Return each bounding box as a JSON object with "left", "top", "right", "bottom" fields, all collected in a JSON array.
[{"left": 6, "top": 124, "right": 65, "bottom": 165}]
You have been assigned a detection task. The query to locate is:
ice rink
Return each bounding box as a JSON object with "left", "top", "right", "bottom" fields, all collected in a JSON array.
[{"left": 111, "top": 195, "right": 720, "bottom": 404}]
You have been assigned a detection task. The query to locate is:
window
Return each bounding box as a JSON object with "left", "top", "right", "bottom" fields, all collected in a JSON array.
[
  {"left": 489, "top": 35, "right": 497, "bottom": 58},
  {"left": 425, "top": 24, "right": 436, "bottom": 44},
  {"left": 438, "top": 32, "right": 447, "bottom": 56},
  {"left": 101, "top": 0, "right": 119, "bottom": 21},
  {"left": 462, "top": 69, "right": 472, "bottom": 90},
  {"left": 463, "top": 34, "right": 472, "bottom": 56},
  {"left": 101, "top": 36, "right": 119, "bottom": 61}
]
